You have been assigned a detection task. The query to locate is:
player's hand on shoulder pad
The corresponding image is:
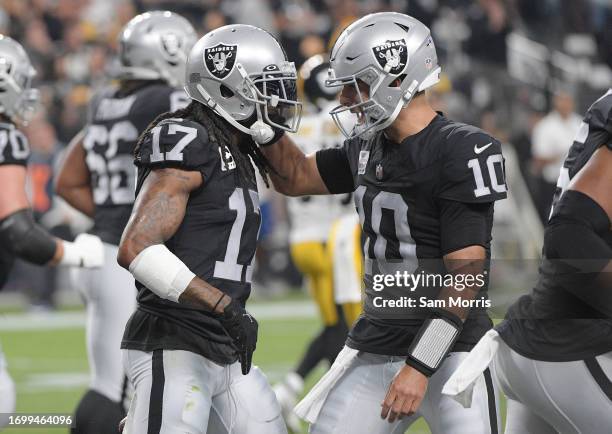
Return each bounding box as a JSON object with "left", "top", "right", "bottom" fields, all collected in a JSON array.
[
  {"left": 249, "top": 120, "right": 284, "bottom": 146},
  {"left": 61, "top": 233, "right": 105, "bottom": 268},
  {"left": 219, "top": 298, "right": 258, "bottom": 375}
]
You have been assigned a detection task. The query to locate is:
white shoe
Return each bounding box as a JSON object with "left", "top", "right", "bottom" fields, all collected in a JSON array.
[{"left": 274, "top": 372, "right": 303, "bottom": 433}]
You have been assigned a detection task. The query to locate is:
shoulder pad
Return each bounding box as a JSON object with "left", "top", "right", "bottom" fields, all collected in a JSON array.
[
  {"left": 135, "top": 118, "right": 215, "bottom": 174},
  {"left": 0, "top": 124, "right": 30, "bottom": 166},
  {"left": 438, "top": 125, "right": 507, "bottom": 203}
]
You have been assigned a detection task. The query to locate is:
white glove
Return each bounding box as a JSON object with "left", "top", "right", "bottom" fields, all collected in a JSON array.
[
  {"left": 249, "top": 120, "right": 275, "bottom": 145},
  {"left": 60, "top": 233, "right": 105, "bottom": 268}
]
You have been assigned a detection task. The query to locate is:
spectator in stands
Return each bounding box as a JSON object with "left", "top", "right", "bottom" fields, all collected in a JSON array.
[
  {"left": 465, "top": 0, "right": 513, "bottom": 67},
  {"left": 530, "top": 90, "right": 582, "bottom": 221}
]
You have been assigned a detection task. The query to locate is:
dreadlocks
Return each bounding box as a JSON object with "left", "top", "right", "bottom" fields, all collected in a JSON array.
[{"left": 136, "top": 101, "right": 275, "bottom": 186}]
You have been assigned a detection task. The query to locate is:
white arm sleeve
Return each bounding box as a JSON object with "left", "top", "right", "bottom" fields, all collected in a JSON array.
[{"left": 128, "top": 244, "right": 196, "bottom": 303}]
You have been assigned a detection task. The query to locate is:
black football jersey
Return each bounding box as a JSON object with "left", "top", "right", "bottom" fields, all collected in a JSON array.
[
  {"left": 0, "top": 122, "right": 30, "bottom": 288},
  {"left": 85, "top": 83, "right": 189, "bottom": 245},
  {"left": 121, "top": 117, "right": 261, "bottom": 364},
  {"left": 0, "top": 122, "right": 30, "bottom": 167},
  {"left": 499, "top": 88, "right": 612, "bottom": 361},
  {"left": 317, "top": 114, "right": 507, "bottom": 355}
]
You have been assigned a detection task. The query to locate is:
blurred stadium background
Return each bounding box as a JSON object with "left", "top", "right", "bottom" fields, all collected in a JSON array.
[{"left": 0, "top": 0, "right": 611, "bottom": 432}]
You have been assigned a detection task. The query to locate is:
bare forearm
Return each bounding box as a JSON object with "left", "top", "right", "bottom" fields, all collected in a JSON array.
[
  {"left": 260, "top": 136, "right": 307, "bottom": 195},
  {"left": 57, "top": 186, "right": 95, "bottom": 218},
  {"left": 179, "top": 277, "right": 230, "bottom": 313},
  {"left": 439, "top": 247, "right": 487, "bottom": 321},
  {"left": 118, "top": 171, "right": 191, "bottom": 267}
]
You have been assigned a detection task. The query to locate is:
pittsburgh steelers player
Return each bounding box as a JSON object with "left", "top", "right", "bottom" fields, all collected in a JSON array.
[
  {"left": 55, "top": 12, "right": 196, "bottom": 434},
  {"left": 0, "top": 35, "right": 104, "bottom": 429},
  {"left": 116, "top": 25, "right": 301, "bottom": 433},
  {"left": 250, "top": 12, "right": 506, "bottom": 434}
]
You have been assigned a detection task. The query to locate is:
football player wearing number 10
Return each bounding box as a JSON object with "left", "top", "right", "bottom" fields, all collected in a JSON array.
[
  {"left": 116, "top": 24, "right": 301, "bottom": 433},
  {"left": 252, "top": 12, "right": 507, "bottom": 434},
  {"left": 55, "top": 11, "right": 196, "bottom": 434}
]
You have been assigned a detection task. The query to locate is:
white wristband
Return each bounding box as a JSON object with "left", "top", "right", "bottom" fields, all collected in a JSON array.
[
  {"left": 59, "top": 234, "right": 105, "bottom": 268},
  {"left": 60, "top": 240, "right": 82, "bottom": 266},
  {"left": 128, "top": 244, "right": 196, "bottom": 303}
]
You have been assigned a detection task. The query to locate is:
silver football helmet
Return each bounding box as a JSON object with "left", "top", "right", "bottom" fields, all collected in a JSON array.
[
  {"left": 326, "top": 12, "right": 441, "bottom": 139},
  {"left": 0, "top": 35, "right": 39, "bottom": 123},
  {"left": 185, "top": 24, "right": 301, "bottom": 135},
  {"left": 115, "top": 11, "right": 197, "bottom": 87}
]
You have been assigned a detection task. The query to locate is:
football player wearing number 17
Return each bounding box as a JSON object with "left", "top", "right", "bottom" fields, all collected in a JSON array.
[
  {"left": 54, "top": 11, "right": 196, "bottom": 434},
  {"left": 116, "top": 24, "right": 301, "bottom": 434},
  {"left": 251, "top": 12, "right": 507, "bottom": 434}
]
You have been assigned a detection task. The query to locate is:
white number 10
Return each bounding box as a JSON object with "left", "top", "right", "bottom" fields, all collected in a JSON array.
[{"left": 467, "top": 154, "right": 506, "bottom": 198}]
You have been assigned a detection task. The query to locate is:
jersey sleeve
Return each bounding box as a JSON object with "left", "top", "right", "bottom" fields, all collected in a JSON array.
[
  {"left": 437, "top": 132, "right": 507, "bottom": 203},
  {"left": 315, "top": 139, "right": 356, "bottom": 194},
  {"left": 0, "top": 127, "right": 30, "bottom": 166},
  {"left": 135, "top": 118, "right": 218, "bottom": 179},
  {"left": 585, "top": 90, "right": 612, "bottom": 147},
  {"left": 439, "top": 199, "right": 494, "bottom": 255}
]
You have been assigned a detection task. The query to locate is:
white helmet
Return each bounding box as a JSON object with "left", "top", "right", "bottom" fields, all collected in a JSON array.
[
  {"left": 326, "top": 12, "right": 441, "bottom": 139},
  {"left": 0, "top": 35, "right": 39, "bottom": 123},
  {"left": 114, "top": 11, "right": 197, "bottom": 87},
  {"left": 185, "top": 24, "right": 302, "bottom": 135}
]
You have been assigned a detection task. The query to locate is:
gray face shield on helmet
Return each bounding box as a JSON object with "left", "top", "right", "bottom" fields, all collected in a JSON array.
[{"left": 325, "top": 12, "right": 441, "bottom": 140}]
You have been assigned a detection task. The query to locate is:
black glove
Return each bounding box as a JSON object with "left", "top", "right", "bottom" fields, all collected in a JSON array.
[{"left": 219, "top": 299, "right": 258, "bottom": 375}]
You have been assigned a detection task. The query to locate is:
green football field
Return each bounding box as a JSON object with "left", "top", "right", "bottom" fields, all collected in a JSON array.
[{"left": 0, "top": 297, "right": 498, "bottom": 434}]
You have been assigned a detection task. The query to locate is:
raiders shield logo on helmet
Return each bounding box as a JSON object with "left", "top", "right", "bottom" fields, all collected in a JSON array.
[
  {"left": 161, "top": 33, "right": 182, "bottom": 60},
  {"left": 204, "top": 43, "right": 237, "bottom": 79},
  {"left": 372, "top": 39, "right": 408, "bottom": 75}
]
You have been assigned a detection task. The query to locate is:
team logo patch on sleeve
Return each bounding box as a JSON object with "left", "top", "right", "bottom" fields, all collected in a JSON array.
[
  {"left": 372, "top": 39, "right": 407, "bottom": 75},
  {"left": 204, "top": 44, "right": 237, "bottom": 79}
]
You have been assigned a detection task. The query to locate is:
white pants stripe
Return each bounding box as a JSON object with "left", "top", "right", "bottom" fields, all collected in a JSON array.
[
  {"left": 122, "top": 349, "right": 287, "bottom": 434},
  {"left": 310, "top": 350, "right": 500, "bottom": 434}
]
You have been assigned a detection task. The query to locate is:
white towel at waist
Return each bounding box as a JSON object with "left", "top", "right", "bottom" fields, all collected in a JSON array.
[
  {"left": 294, "top": 346, "right": 359, "bottom": 424},
  {"left": 442, "top": 329, "right": 501, "bottom": 408}
]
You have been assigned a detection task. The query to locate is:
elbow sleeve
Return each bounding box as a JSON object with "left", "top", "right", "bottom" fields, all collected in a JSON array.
[{"left": 0, "top": 209, "right": 57, "bottom": 265}]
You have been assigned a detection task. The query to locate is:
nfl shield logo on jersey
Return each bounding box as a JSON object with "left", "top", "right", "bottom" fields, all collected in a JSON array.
[
  {"left": 372, "top": 39, "right": 408, "bottom": 75},
  {"left": 204, "top": 44, "right": 237, "bottom": 79}
]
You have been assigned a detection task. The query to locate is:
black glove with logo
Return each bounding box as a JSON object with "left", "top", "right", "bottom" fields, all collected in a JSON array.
[{"left": 219, "top": 298, "right": 259, "bottom": 375}]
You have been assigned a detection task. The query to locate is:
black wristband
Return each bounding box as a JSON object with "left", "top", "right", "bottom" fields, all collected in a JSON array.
[{"left": 212, "top": 293, "right": 227, "bottom": 314}]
